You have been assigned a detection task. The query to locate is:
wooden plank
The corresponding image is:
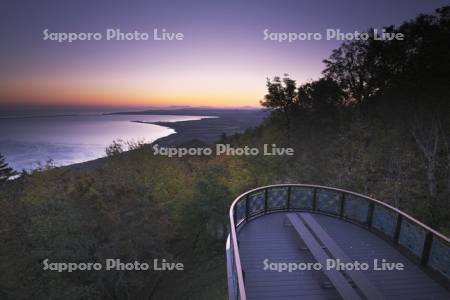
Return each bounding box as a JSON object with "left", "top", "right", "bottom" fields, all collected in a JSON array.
[
  {"left": 286, "top": 213, "right": 362, "bottom": 300},
  {"left": 299, "top": 212, "right": 386, "bottom": 300},
  {"left": 239, "top": 213, "right": 449, "bottom": 300}
]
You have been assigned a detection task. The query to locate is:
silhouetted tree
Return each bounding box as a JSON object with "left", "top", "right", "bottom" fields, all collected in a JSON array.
[
  {"left": 298, "top": 77, "right": 344, "bottom": 119},
  {"left": 322, "top": 37, "right": 388, "bottom": 115},
  {"left": 376, "top": 6, "right": 450, "bottom": 226},
  {"left": 261, "top": 75, "right": 298, "bottom": 142},
  {"left": 105, "top": 139, "right": 125, "bottom": 156},
  {"left": 0, "top": 154, "right": 16, "bottom": 183},
  {"left": 261, "top": 75, "right": 298, "bottom": 109}
]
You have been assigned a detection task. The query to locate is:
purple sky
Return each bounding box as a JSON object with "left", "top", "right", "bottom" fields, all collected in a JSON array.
[{"left": 0, "top": 0, "right": 448, "bottom": 107}]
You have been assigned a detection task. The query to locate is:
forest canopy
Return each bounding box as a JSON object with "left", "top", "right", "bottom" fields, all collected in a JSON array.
[{"left": 1, "top": 6, "right": 449, "bottom": 299}]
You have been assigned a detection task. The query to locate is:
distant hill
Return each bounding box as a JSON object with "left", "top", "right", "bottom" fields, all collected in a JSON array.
[
  {"left": 108, "top": 107, "right": 266, "bottom": 116},
  {"left": 111, "top": 108, "right": 270, "bottom": 146}
]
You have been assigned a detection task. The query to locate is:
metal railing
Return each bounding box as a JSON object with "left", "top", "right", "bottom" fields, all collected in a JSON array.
[{"left": 227, "top": 184, "right": 450, "bottom": 300}]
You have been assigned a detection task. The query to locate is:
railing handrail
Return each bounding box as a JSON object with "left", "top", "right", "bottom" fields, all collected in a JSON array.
[
  {"left": 229, "top": 195, "right": 247, "bottom": 300},
  {"left": 228, "top": 183, "right": 450, "bottom": 300}
]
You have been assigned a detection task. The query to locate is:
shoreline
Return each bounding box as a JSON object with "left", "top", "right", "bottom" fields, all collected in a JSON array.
[
  {"left": 66, "top": 109, "right": 268, "bottom": 170},
  {"left": 133, "top": 118, "right": 221, "bottom": 147},
  {"left": 130, "top": 109, "right": 268, "bottom": 146}
]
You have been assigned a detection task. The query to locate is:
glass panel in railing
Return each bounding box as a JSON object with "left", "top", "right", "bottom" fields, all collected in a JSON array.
[
  {"left": 372, "top": 205, "right": 397, "bottom": 238},
  {"left": 233, "top": 265, "right": 239, "bottom": 300},
  {"left": 428, "top": 237, "right": 450, "bottom": 280},
  {"left": 316, "top": 189, "right": 341, "bottom": 215},
  {"left": 267, "top": 187, "right": 288, "bottom": 209},
  {"left": 228, "top": 243, "right": 238, "bottom": 300},
  {"left": 398, "top": 220, "right": 426, "bottom": 257},
  {"left": 248, "top": 191, "right": 265, "bottom": 215},
  {"left": 235, "top": 199, "right": 247, "bottom": 224},
  {"left": 343, "top": 194, "right": 370, "bottom": 224},
  {"left": 290, "top": 187, "right": 313, "bottom": 209}
]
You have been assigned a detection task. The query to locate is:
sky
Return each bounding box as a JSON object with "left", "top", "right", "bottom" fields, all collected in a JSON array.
[{"left": 0, "top": 0, "right": 448, "bottom": 108}]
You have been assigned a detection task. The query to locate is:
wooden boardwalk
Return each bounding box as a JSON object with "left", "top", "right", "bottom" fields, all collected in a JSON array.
[{"left": 237, "top": 212, "right": 449, "bottom": 299}]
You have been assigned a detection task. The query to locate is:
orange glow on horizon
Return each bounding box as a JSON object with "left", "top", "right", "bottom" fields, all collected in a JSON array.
[
  {"left": 0, "top": 87, "right": 263, "bottom": 108},
  {"left": 0, "top": 31, "right": 322, "bottom": 109},
  {"left": 0, "top": 70, "right": 267, "bottom": 107}
]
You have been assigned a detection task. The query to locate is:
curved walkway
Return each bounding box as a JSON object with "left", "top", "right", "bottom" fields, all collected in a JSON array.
[{"left": 238, "top": 212, "right": 449, "bottom": 299}]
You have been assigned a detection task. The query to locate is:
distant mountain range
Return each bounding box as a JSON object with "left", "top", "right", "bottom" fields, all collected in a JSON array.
[{"left": 107, "top": 106, "right": 266, "bottom": 116}]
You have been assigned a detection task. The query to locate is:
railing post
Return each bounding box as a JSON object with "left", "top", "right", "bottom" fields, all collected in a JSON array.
[
  {"left": 264, "top": 188, "right": 268, "bottom": 213},
  {"left": 312, "top": 188, "right": 317, "bottom": 211},
  {"left": 393, "top": 214, "right": 403, "bottom": 244},
  {"left": 339, "top": 193, "right": 345, "bottom": 218},
  {"left": 227, "top": 184, "right": 450, "bottom": 300},
  {"left": 421, "top": 232, "right": 433, "bottom": 266},
  {"left": 367, "top": 202, "right": 375, "bottom": 229},
  {"left": 245, "top": 195, "right": 249, "bottom": 219},
  {"left": 287, "top": 186, "right": 291, "bottom": 209}
]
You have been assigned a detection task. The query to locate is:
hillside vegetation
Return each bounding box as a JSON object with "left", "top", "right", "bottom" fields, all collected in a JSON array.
[{"left": 1, "top": 7, "right": 449, "bottom": 299}]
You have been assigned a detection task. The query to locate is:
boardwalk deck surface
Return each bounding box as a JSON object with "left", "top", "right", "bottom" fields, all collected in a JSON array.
[{"left": 237, "top": 212, "right": 449, "bottom": 300}]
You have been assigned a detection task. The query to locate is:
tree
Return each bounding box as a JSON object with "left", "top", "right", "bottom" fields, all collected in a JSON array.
[
  {"left": 105, "top": 139, "right": 125, "bottom": 157},
  {"left": 261, "top": 75, "right": 298, "bottom": 112},
  {"left": 261, "top": 75, "right": 298, "bottom": 142},
  {"left": 298, "top": 77, "right": 344, "bottom": 119},
  {"left": 376, "top": 7, "right": 450, "bottom": 227},
  {"left": 0, "top": 154, "right": 16, "bottom": 182},
  {"left": 322, "top": 37, "right": 388, "bottom": 114}
]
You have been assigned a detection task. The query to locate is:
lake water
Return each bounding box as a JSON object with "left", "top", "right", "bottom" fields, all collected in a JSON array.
[{"left": 0, "top": 113, "right": 205, "bottom": 171}]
